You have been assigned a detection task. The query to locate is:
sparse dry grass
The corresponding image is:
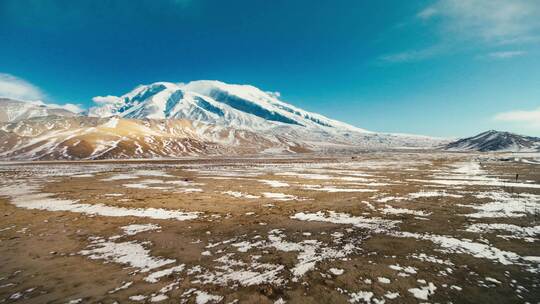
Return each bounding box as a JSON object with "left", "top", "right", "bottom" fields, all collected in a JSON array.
[{"left": 0, "top": 153, "right": 539, "bottom": 303}]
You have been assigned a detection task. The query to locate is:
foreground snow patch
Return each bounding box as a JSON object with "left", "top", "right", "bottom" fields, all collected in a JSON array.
[
  {"left": 466, "top": 223, "right": 540, "bottom": 242},
  {"left": 144, "top": 265, "right": 185, "bottom": 283},
  {"left": 381, "top": 205, "right": 431, "bottom": 217},
  {"left": 408, "top": 282, "right": 437, "bottom": 300},
  {"left": 267, "top": 229, "right": 357, "bottom": 280},
  {"left": 302, "top": 185, "right": 377, "bottom": 193},
  {"left": 79, "top": 237, "right": 175, "bottom": 272},
  {"left": 196, "top": 228, "right": 361, "bottom": 286},
  {"left": 122, "top": 224, "right": 161, "bottom": 236},
  {"left": 259, "top": 180, "right": 290, "bottom": 187},
  {"left": 262, "top": 192, "right": 298, "bottom": 201},
  {"left": 102, "top": 170, "right": 174, "bottom": 181},
  {"left": 195, "top": 291, "right": 223, "bottom": 304},
  {"left": 222, "top": 191, "right": 260, "bottom": 199},
  {"left": 195, "top": 253, "right": 285, "bottom": 287},
  {"left": 408, "top": 190, "right": 463, "bottom": 199},
  {"left": 291, "top": 211, "right": 399, "bottom": 233},
  {"left": 393, "top": 231, "right": 540, "bottom": 271},
  {"left": 0, "top": 183, "right": 200, "bottom": 221},
  {"left": 460, "top": 192, "right": 540, "bottom": 218}
]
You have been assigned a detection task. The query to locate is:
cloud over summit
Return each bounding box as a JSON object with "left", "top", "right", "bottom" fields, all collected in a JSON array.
[{"left": 0, "top": 73, "right": 45, "bottom": 101}]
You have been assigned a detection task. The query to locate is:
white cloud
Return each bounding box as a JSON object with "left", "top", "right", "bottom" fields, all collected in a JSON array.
[
  {"left": 266, "top": 91, "right": 281, "bottom": 98},
  {"left": 92, "top": 95, "right": 121, "bottom": 104},
  {"left": 46, "top": 102, "right": 84, "bottom": 113},
  {"left": 0, "top": 73, "right": 45, "bottom": 100},
  {"left": 0, "top": 73, "right": 83, "bottom": 113},
  {"left": 494, "top": 107, "right": 540, "bottom": 128},
  {"left": 24, "top": 100, "right": 83, "bottom": 113},
  {"left": 382, "top": 0, "right": 540, "bottom": 63},
  {"left": 380, "top": 47, "right": 441, "bottom": 63},
  {"left": 486, "top": 50, "right": 526, "bottom": 59},
  {"left": 418, "top": 0, "right": 540, "bottom": 44}
]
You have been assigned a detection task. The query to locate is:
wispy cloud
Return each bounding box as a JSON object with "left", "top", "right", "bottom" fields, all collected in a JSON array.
[
  {"left": 485, "top": 50, "right": 526, "bottom": 59},
  {"left": 92, "top": 95, "right": 121, "bottom": 104},
  {"left": 382, "top": 0, "right": 540, "bottom": 63},
  {"left": 418, "top": 0, "right": 540, "bottom": 44},
  {"left": 379, "top": 47, "right": 440, "bottom": 63},
  {"left": 494, "top": 107, "right": 540, "bottom": 129},
  {"left": 379, "top": 42, "right": 452, "bottom": 63},
  {"left": 30, "top": 100, "right": 84, "bottom": 113},
  {"left": 0, "top": 72, "right": 83, "bottom": 113},
  {"left": 0, "top": 73, "right": 45, "bottom": 100}
]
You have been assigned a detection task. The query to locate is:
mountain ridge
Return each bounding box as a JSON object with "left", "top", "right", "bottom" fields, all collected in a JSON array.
[
  {"left": 0, "top": 98, "right": 78, "bottom": 123},
  {"left": 444, "top": 130, "right": 540, "bottom": 152},
  {"left": 0, "top": 80, "right": 449, "bottom": 160},
  {"left": 87, "top": 80, "right": 371, "bottom": 133}
]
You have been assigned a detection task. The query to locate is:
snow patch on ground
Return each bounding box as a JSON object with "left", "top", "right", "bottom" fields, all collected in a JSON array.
[
  {"left": 122, "top": 224, "right": 161, "bottom": 236},
  {"left": 262, "top": 192, "right": 298, "bottom": 201},
  {"left": 466, "top": 223, "right": 540, "bottom": 242},
  {"left": 195, "top": 253, "right": 285, "bottom": 287},
  {"left": 329, "top": 268, "right": 344, "bottom": 276},
  {"left": 302, "top": 185, "right": 377, "bottom": 193},
  {"left": 195, "top": 291, "right": 223, "bottom": 304},
  {"left": 291, "top": 211, "right": 399, "bottom": 233},
  {"left": 393, "top": 231, "right": 540, "bottom": 271},
  {"left": 79, "top": 237, "right": 175, "bottom": 273},
  {"left": 410, "top": 161, "right": 540, "bottom": 189},
  {"left": 408, "top": 282, "right": 437, "bottom": 300},
  {"left": 459, "top": 191, "right": 540, "bottom": 218},
  {"left": 259, "top": 180, "right": 290, "bottom": 187},
  {"left": 144, "top": 265, "right": 185, "bottom": 283},
  {"left": 0, "top": 183, "right": 200, "bottom": 221},
  {"left": 222, "top": 191, "right": 260, "bottom": 199},
  {"left": 408, "top": 190, "right": 463, "bottom": 199},
  {"left": 381, "top": 205, "right": 431, "bottom": 217}
]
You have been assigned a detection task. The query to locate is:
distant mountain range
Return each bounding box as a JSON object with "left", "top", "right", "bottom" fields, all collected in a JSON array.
[
  {"left": 444, "top": 130, "right": 540, "bottom": 152},
  {"left": 0, "top": 81, "right": 445, "bottom": 160},
  {"left": 2, "top": 80, "right": 538, "bottom": 160}
]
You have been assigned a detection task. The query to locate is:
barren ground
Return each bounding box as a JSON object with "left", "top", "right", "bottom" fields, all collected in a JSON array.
[{"left": 0, "top": 152, "right": 539, "bottom": 304}]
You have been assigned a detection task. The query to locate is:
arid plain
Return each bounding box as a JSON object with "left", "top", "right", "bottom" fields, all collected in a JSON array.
[{"left": 0, "top": 152, "right": 539, "bottom": 304}]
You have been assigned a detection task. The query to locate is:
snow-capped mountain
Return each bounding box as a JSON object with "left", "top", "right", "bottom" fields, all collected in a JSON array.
[
  {"left": 0, "top": 80, "right": 448, "bottom": 160},
  {"left": 87, "top": 80, "right": 443, "bottom": 149},
  {"left": 444, "top": 130, "right": 540, "bottom": 152},
  {"left": 88, "top": 81, "right": 368, "bottom": 132},
  {"left": 0, "top": 98, "right": 78, "bottom": 123}
]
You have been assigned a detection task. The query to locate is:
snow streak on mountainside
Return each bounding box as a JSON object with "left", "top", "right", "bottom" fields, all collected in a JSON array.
[
  {"left": 0, "top": 116, "right": 302, "bottom": 160},
  {"left": 444, "top": 130, "right": 540, "bottom": 152},
  {"left": 0, "top": 98, "right": 78, "bottom": 123}
]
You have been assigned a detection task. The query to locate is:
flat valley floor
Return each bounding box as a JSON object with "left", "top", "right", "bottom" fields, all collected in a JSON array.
[{"left": 0, "top": 153, "right": 539, "bottom": 303}]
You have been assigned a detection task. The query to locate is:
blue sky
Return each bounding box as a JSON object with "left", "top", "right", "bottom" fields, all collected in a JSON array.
[{"left": 1, "top": 0, "right": 539, "bottom": 137}]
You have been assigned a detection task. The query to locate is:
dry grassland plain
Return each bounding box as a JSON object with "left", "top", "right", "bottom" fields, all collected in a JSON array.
[{"left": 0, "top": 152, "right": 539, "bottom": 303}]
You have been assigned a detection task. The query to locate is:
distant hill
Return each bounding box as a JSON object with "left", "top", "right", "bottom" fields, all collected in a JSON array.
[
  {"left": 0, "top": 98, "right": 77, "bottom": 123},
  {"left": 444, "top": 130, "right": 540, "bottom": 152}
]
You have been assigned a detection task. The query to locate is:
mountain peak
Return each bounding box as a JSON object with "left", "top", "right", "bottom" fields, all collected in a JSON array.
[
  {"left": 445, "top": 130, "right": 540, "bottom": 152},
  {"left": 88, "top": 80, "right": 370, "bottom": 133}
]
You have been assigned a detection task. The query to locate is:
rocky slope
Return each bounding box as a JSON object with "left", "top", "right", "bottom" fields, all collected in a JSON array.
[{"left": 0, "top": 116, "right": 307, "bottom": 160}]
